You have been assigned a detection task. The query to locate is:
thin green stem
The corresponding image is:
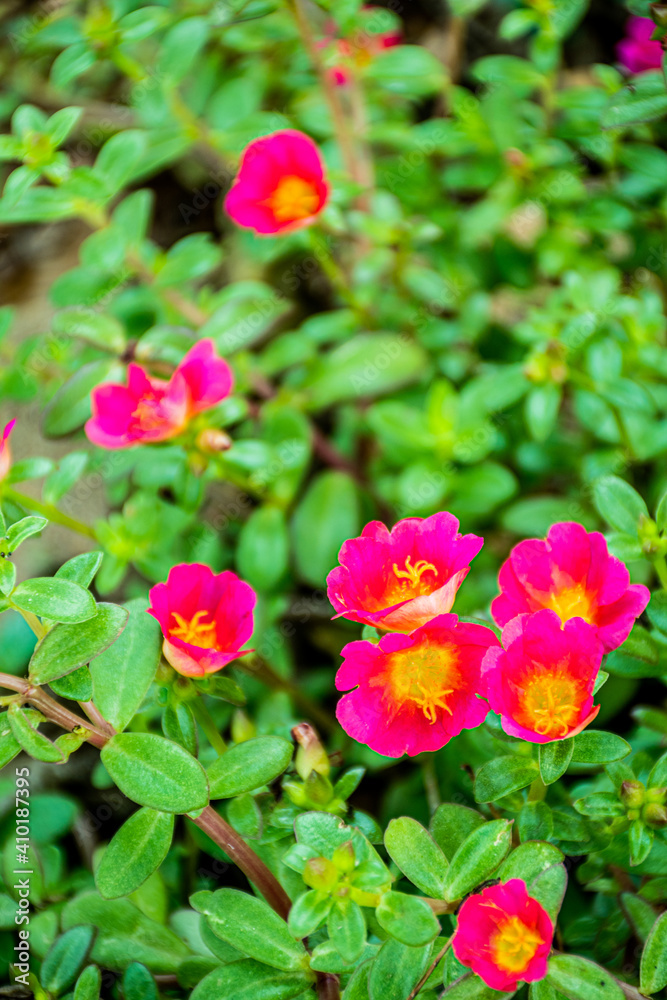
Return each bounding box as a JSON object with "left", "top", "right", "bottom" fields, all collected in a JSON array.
[
  {"left": 654, "top": 555, "right": 667, "bottom": 591},
  {"left": 240, "top": 656, "right": 337, "bottom": 735},
  {"left": 421, "top": 754, "right": 441, "bottom": 815},
  {"left": 3, "top": 486, "right": 96, "bottom": 540},
  {"left": 13, "top": 607, "right": 46, "bottom": 640},
  {"left": 191, "top": 696, "right": 227, "bottom": 754},
  {"left": 406, "top": 938, "right": 452, "bottom": 1000}
]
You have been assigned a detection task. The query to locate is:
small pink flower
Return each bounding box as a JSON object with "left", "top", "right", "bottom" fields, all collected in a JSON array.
[
  {"left": 491, "top": 521, "right": 649, "bottom": 653},
  {"left": 224, "top": 130, "right": 329, "bottom": 235},
  {"left": 482, "top": 610, "right": 602, "bottom": 744},
  {"left": 335, "top": 614, "right": 499, "bottom": 757},
  {"left": 452, "top": 879, "right": 553, "bottom": 992},
  {"left": 617, "top": 16, "right": 663, "bottom": 74},
  {"left": 85, "top": 339, "right": 233, "bottom": 450},
  {"left": 0, "top": 419, "right": 16, "bottom": 481},
  {"left": 327, "top": 513, "right": 483, "bottom": 632},
  {"left": 318, "top": 9, "right": 402, "bottom": 87},
  {"left": 147, "top": 562, "right": 256, "bottom": 677}
]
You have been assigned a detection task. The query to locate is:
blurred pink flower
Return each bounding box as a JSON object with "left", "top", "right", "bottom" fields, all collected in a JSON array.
[
  {"left": 224, "top": 130, "right": 329, "bottom": 235},
  {"left": 335, "top": 614, "right": 499, "bottom": 757},
  {"left": 0, "top": 418, "right": 16, "bottom": 481},
  {"left": 327, "top": 512, "right": 483, "bottom": 632},
  {"left": 491, "top": 521, "right": 649, "bottom": 652},
  {"left": 318, "top": 9, "right": 402, "bottom": 87},
  {"left": 452, "top": 879, "right": 553, "bottom": 991},
  {"left": 617, "top": 16, "right": 663, "bottom": 74},
  {"left": 85, "top": 340, "right": 233, "bottom": 449},
  {"left": 482, "top": 609, "right": 602, "bottom": 743},
  {"left": 148, "top": 562, "right": 256, "bottom": 676}
]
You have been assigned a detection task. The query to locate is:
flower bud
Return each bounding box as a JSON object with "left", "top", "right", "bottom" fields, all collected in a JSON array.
[
  {"left": 646, "top": 786, "right": 667, "bottom": 805},
  {"left": 332, "top": 840, "right": 355, "bottom": 875},
  {"left": 231, "top": 709, "right": 256, "bottom": 744},
  {"left": 0, "top": 419, "right": 16, "bottom": 482},
  {"left": 643, "top": 803, "right": 667, "bottom": 829},
  {"left": 283, "top": 778, "right": 308, "bottom": 807},
  {"left": 196, "top": 428, "right": 233, "bottom": 454},
  {"left": 620, "top": 780, "right": 645, "bottom": 810},
  {"left": 293, "top": 723, "right": 331, "bottom": 780},
  {"left": 303, "top": 856, "right": 338, "bottom": 892},
  {"left": 305, "top": 770, "right": 334, "bottom": 805},
  {"left": 651, "top": 3, "right": 667, "bottom": 30}
]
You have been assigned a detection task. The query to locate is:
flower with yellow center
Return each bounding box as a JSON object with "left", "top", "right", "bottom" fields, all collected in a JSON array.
[
  {"left": 491, "top": 916, "right": 545, "bottom": 974},
  {"left": 267, "top": 175, "right": 320, "bottom": 224},
  {"left": 170, "top": 610, "right": 218, "bottom": 649},
  {"left": 518, "top": 670, "right": 584, "bottom": 739}
]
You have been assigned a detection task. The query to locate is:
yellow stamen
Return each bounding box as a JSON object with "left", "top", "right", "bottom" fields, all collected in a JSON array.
[
  {"left": 267, "top": 175, "right": 319, "bottom": 224},
  {"left": 545, "top": 582, "right": 594, "bottom": 625},
  {"left": 519, "top": 670, "right": 583, "bottom": 739},
  {"left": 492, "top": 916, "right": 544, "bottom": 974},
  {"left": 374, "top": 643, "right": 457, "bottom": 725},
  {"left": 170, "top": 610, "right": 218, "bottom": 648},
  {"left": 392, "top": 555, "right": 438, "bottom": 588}
]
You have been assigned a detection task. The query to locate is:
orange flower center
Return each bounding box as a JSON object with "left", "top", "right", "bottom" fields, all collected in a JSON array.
[
  {"left": 377, "top": 642, "right": 458, "bottom": 724},
  {"left": 519, "top": 669, "right": 584, "bottom": 739},
  {"left": 268, "top": 175, "right": 320, "bottom": 223},
  {"left": 170, "top": 610, "right": 218, "bottom": 648},
  {"left": 492, "top": 916, "right": 544, "bottom": 974},
  {"left": 385, "top": 556, "right": 439, "bottom": 604},
  {"left": 545, "top": 582, "right": 594, "bottom": 625},
  {"left": 132, "top": 397, "right": 171, "bottom": 431}
]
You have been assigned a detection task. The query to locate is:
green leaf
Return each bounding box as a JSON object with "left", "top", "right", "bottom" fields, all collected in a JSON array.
[
  {"left": 55, "top": 551, "right": 103, "bottom": 587},
  {"left": 474, "top": 756, "right": 540, "bottom": 802},
  {"left": 621, "top": 891, "right": 657, "bottom": 942},
  {"left": 207, "top": 736, "right": 293, "bottom": 798},
  {"left": 640, "top": 911, "right": 667, "bottom": 995},
  {"left": 52, "top": 307, "right": 126, "bottom": 353},
  {"left": 29, "top": 603, "right": 128, "bottom": 684},
  {"left": 328, "top": 899, "right": 367, "bottom": 963},
  {"left": 291, "top": 471, "right": 361, "bottom": 587},
  {"left": 648, "top": 750, "right": 667, "bottom": 788},
  {"left": 384, "top": 817, "right": 449, "bottom": 898},
  {"left": 366, "top": 45, "right": 447, "bottom": 96},
  {"left": 571, "top": 731, "right": 631, "bottom": 764},
  {"left": 190, "top": 888, "right": 308, "bottom": 971},
  {"left": 592, "top": 475, "right": 648, "bottom": 534},
  {"left": 0, "top": 712, "right": 21, "bottom": 768},
  {"left": 539, "top": 739, "right": 574, "bottom": 785},
  {"left": 96, "top": 808, "right": 174, "bottom": 899},
  {"left": 546, "top": 955, "right": 624, "bottom": 1000},
  {"left": 368, "top": 938, "right": 431, "bottom": 1000},
  {"left": 89, "top": 598, "right": 162, "bottom": 731},
  {"left": 73, "top": 965, "right": 101, "bottom": 1000},
  {"left": 50, "top": 665, "right": 93, "bottom": 701},
  {"left": 94, "top": 130, "right": 148, "bottom": 197},
  {"left": 303, "top": 334, "right": 427, "bottom": 410},
  {"left": 0, "top": 559, "right": 16, "bottom": 595},
  {"left": 430, "top": 804, "right": 485, "bottom": 861},
  {"left": 190, "top": 959, "right": 313, "bottom": 1000},
  {"left": 443, "top": 820, "right": 513, "bottom": 902},
  {"left": 630, "top": 819, "right": 654, "bottom": 867},
  {"left": 602, "top": 91, "right": 667, "bottom": 129},
  {"left": 46, "top": 106, "right": 84, "bottom": 146},
  {"left": 11, "top": 576, "right": 97, "bottom": 624},
  {"left": 237, "top": 506, "right": 289, "bottom": 591},
  {"left": 287, "top": 891, "right": 332, "bottom": 939},
  {"left": 122, "top": 963, "right": 158, "bottom": 1000},
  {"left": 157, "top": 17, "right": 210, "bottom": 85},
  {"left": 42, "top": 360, "right": 121, "bottom": 436},
  {"left": 41, "top": 926, "right": 94, "bottom": 994},
  {"left": 162, "top": 701, "right": 197, "bottom": 756},
  {"left": 375, "top": 891, "right": 440, "bottom": 946},
  {"left": 101, "top": 734, "right": 209, "bottom": 812},
  {"left": 647, "top": 590, "right": 667, "bottom": 634},
  {"left": 498, "top": 841, "right": 563, "bottom": 885},
  {"left": 442, "top": 973, "right": 514, "bottom": 997},
  {"left": 5, "top": 516, "right": 48, "bottom": 550},
  {"left": 529, "top": 863, "right": 567, "bottom": 922},
  {"left": 8, "top": 704, "right": 65, "bottom": 762}
]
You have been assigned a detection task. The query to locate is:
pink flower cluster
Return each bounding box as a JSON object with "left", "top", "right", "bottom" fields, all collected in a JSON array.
[
  {"left": 617, "top": 17, "right": 663, "bottom": 75},
  {"left": 328, "top": 514, "right": 649, "bottom": 757}
]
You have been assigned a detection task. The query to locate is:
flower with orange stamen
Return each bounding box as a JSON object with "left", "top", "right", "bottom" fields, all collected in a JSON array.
[
  {"left": 452, "top": 879, "right": 553, "bottom": 991},
  {"left": 224, "top": 130, "right": 329, "bottom": 235},
  {"left": 147, "top": 563, "right": 256, "bottom": 677},
  {"left": 335, "top": 614, "right": 499, "bottom": 757},
  {"left": 491, "top": 521, "right": 649, "bottom": 653},
  {"left": 482, "top": 609, "right": 603, "bottom": 744},
  {"left": 327, "top": 513, "right": 483, "bottom": 633},
  {"left": 0, "top": 418, "right": 16, "bottom": 481}
]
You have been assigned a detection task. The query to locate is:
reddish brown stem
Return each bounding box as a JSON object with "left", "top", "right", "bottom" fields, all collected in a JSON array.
[{"left": 0, "top": 672, "right": 108, "bottom": 748}]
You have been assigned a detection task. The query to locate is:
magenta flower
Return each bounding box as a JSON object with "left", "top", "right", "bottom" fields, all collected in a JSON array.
[
  {"left": 452, "top": 879, "right": 553, "bottom": 991},
  {"left": 482, "top": 610, "right": 602, "bottom": 744},
  {"left": 617, "top": 17, "right": 663, "bottom": 74},
  {"left": 318, "top": 7, "right": 402, "bottom": 87},
  {"left": 327, "top": 513, "right": 483, "bottom": 633},
  {"left": 85, "top": 340, "right": 233, "bottom": 450},
  {"left": 147, "top": 563, "right": 256, "bottom": 677},
  {"left": 491, "top": 521, "right": 649, "bottom": 653},
  {"left": 224, "top": 130, "right": 329, "bottom": 235},
  {"left": 0, "top": 418, "right": 16, "bottom": 481},
  {"left": 335, "top": 614, "right": 499, "bottom": 757}
]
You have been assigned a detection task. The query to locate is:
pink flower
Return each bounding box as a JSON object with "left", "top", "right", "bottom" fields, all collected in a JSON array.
[
  {"left": 224, "top": 130, "right": 329, "bottom": 235},
  {"left": 147, "top": 563, "right": 256, "bottom": 677},
  {"left": 482, "top": 610, "right": 602, "bottom": 744},
  {"left": 617, "top": 17, "right": 663, "bottom": 74},
  {"left": 491, "top": 521, "right": 649, "bottom": 653},
  {"left": 85, "top": 340, "right": 233, "bottom": 450},
  {"left": 327, "top": 513, "right": 483, "bottom": 632},
  {"left": 335, "top": 614, "right": 499, "bottom": 757},
  {"left": 318, "top": 9, "right": 402, "bottom": 87},
  {"left": 452, "top": 879, "right": 553, "bottom": 992},
  {"left": 0, "top": 419, "right": 16, "bottom": 481}
]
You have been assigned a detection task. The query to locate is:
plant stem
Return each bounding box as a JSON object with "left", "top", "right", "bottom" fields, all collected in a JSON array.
[
  {"left": 13, "top": 607, "right": 47, "bottom": 640},
  {"left": 421, "top": 754, "right": 441, "bottom": 815},
  {"left": 3, "top": 486, "right": 96, "bottom": 540},
  {"left": 654, "top": 555, "right": 667, "bottom": 591},
  {"left": 317, "top": 973, "right": 341, "bottom": 1000},
  {"left": 191, "top": 696, "right": 227, "bottom": 754},
  {"left": 79, "top": 700, "right": 116, "bottom": 738},
  {"left": 192, "top": 805, "right": 292, "bottom": 918},
  {"left": 406, "top": 938, "right": 452, "bottom": 1000},
  {"left": 241, "top": 656, "right": 337, "bottom": 735},
  {"left": 0, "top": 672, "right": 108, "bottom": 748}
]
